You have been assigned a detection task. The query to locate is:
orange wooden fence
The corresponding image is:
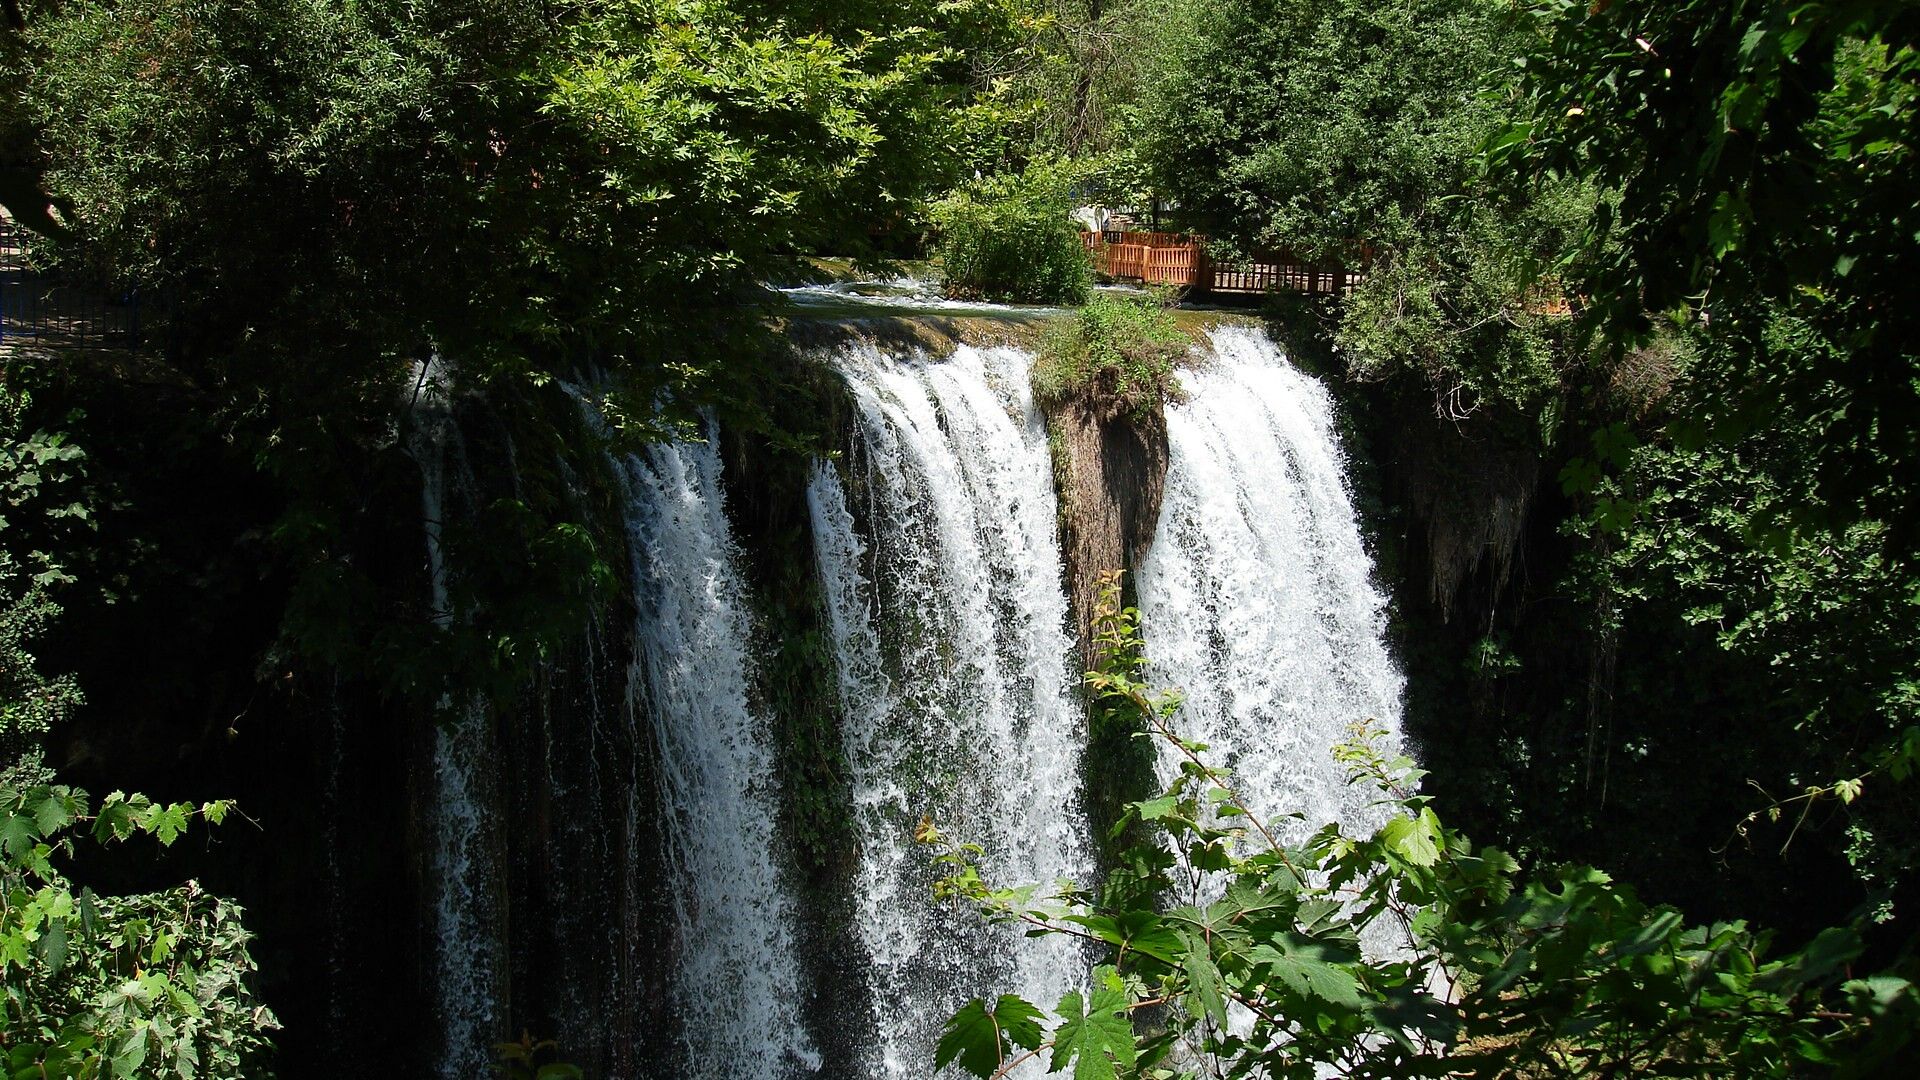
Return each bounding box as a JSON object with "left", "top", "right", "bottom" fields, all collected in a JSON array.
[{"left": 1082, "top": 230, "right": 1360, "bottom": 297}]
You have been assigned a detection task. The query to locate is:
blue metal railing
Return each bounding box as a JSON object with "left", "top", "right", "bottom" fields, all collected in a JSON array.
[{"left": 0, "top": 222, "right": 151, "bottom": 351}]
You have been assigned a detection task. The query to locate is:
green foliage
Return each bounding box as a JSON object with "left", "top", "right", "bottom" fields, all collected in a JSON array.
[
  {"left": 1495, "top": 0, "right": 1920, "bottom": 543},
  {"left": 966, "top": 0, "right": 1185, "bottom": 162},
  {"left": 1556, "top": 327, "right": 1920, "bottom": 910},
  {"left": 928, "top": 590, "right": 1919, "bottom": 1078},
  {"left": 1333, "top": 180, "right": 1595, "bottom": 419},
  {"left": 934, "top": 994, "right": 1046, "bottom": 1076},
  {"left": 1137, "top": 0, "right": 1504, "bottom": 259},
  {"left": 1132, "top": 0, "right": 1601, "bottom": 421},
  {"left": 0, "top": 386, "right": 87, "bottom": 754},
  {"left": 1, "top": 383, "right": 274, "bottom": 1075},
  {"left": 1031, "top": 294, "right": 1187, "bottom": 423},
  {"left": 933, "top": 160, "right": 1093, "bottom": 304},
  {"left": 1079, "top": 573, "right": 1166, "bottom": 876},
  {"left": 0, "top": 385, "right": 89, "bottom": 594},
  {"left": 6, "top": 0, "right": 1036, "bottom": 713},
  {"left": 1, "top": 761, "right": 277, "bottom": 1079}
]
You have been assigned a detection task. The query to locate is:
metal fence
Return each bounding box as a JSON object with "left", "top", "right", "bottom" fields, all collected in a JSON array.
[{"left": 0, "top": 222, "right": 152, "bottom": 351}]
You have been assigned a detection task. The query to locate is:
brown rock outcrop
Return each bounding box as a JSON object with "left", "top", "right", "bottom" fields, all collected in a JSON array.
[{"left": 1047, "top": 398, "right": 1170, "bottom": 668}]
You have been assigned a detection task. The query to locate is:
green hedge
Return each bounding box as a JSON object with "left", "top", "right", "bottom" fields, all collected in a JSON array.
[{"left": 933, "top": 163, "right": 1092, "bottom": 305}]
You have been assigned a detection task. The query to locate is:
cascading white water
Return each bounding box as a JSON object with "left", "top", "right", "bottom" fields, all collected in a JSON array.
[
  {"left": 412, "top": 319, "right": 1406, "bottom": 1076},
  {"left": 612, "top": 420, "right": 820, "bottom": 1078},
  {"left": 1138, "top": 326, "right": 1407, "bottom": 849},
  {"left": 808, "top": 342, "right": 1092, "bottom": 1078},
  {"left": 409, "top": 367, "right": 506, "bottom": 1079}
]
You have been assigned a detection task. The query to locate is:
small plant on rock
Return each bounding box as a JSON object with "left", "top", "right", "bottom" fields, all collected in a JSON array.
[{"left": 1032, "top": 293, "right": 1191, "bottom": 426}]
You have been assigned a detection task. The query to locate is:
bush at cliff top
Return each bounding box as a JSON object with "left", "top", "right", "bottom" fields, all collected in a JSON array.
[
  {"left": 933, "top": 164, "right": 1092, "bottom": 305},
  {"left": 1032, "top": 292, "right": 1189, "bottom": 424}
]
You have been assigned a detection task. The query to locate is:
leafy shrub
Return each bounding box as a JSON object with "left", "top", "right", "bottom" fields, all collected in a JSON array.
[
  {"left": 925, "top": 576, "right": 1920, "bottom": 1079},
  {"left": 1, "top": 764, "right": 278, "bottom": 1078},
  {"left": 1031, "top": 293, "right": 1189, "bottom": 424},
  {"left": 933, "top": 162, "right": 1093, "bottom": 305},
  {"left": 2, "top": 384, "right": 277, "bottom": 1076},
  {"left": 1, "top": 385, "right": 88, "bottom": 756}
]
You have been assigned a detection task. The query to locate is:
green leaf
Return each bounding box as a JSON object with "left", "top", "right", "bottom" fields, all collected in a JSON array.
[
  {"left": 1050, "top": 967, "right": 1135, "bottom": 1080},
  {"left": 0, "top": 814, "right": 36, "bottom": 861},
  {"left": 28, "top": 790, "right": 76, "bottom": 837},
  {"left": 1134, "top": 796, "right": 1178, "bottom": 820},
  {"left": 150, "top": 804, "right": 191, "bottom": 847},
  {"left": 34, "top": 915, "right": 67, "bottom": 975},
  {"left": 110, "top": 1030, "right": 146, "bottom": 1078},
  {"left": 993, "top": 995, "right": 1047, "bottom": 1052},
  {"left": 936, "top": 999, "right": 1006, "bottom": 1077},
  {"left": 93, "top": 797, "right": 134, "bottom": 843},
  {"left": 1066, "top": 911, "right": 1183, "bottom": 963},
  {"left": 1380, "top": 810, "right": 1440, "bottom": 867},
  {"left": 1252, "top": 934, "right": 1364, "bottom": 1008},
  {"left": 78, "top": 887, "right": 99, "bottom": 939},
  {"left": 1182, "top": 935, "right": 1228, "bottom": 1027}
]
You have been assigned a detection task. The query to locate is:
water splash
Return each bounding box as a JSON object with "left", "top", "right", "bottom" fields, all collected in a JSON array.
[
  {"left": 613, "top": 420, "right": 821, "bottom": 1078},
  {"left": 809, "top": 342, "right": 1092, "bottom": 1078}
]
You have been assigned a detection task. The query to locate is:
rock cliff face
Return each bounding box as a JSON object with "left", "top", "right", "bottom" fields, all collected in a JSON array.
[
  {"left": 1047, "top": 396, "right": 1169, "bottom": 665},
  {"left": 1382, "top": 398, "right": 1543, "bottom": 625}
]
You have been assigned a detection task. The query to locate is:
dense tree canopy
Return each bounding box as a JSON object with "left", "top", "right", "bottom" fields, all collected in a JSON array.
[{"left": 1498, "top": 0, "right": 1920, "bottom": 542}]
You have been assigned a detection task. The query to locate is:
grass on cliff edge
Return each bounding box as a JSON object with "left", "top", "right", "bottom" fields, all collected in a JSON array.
[{"left": 1032, "top": 292, "right": 1193, "bottom": 424}]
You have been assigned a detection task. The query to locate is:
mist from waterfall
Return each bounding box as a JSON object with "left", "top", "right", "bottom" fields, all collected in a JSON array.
[
  {"left": 1138, "top": 325, "right": 1406, "bottom": 849},
  {"left": 807, "top": 342, "right": 1092, "bottom": 1078}
]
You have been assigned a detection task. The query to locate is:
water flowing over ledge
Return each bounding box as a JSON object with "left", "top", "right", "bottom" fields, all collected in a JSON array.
[
  {"left": 415, "top": 323, "right": 1408, "bottom": 1077},
  {"left": 410, "top": 366, "right": 507, "bottom": 1080},
  {"left": 613, "top": 422, "right": 821, "bottom": 1078},
  {"left": 809, "top": 342, "right": 1092, "bottom": 1078},
  {"left": 1139, "top": 326, "right": 1407, "bottom": 845}
]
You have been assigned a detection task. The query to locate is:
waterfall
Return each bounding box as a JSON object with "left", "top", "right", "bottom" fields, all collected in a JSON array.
[
  {"left": 409, "top": 367, "right": 506, "bottom": 1079},
  {"left": 1138, "top": 326, "right": 1406, "bottom": 849},
  {"left": 612, "top": 420, "right": 820, "bottom": 1078},
  {"left": 807, "top": 342, "right": 1092, "bottom": 1078},
  {"left": 406, "top": 320, "right": 1406, "bottom": 1078}
]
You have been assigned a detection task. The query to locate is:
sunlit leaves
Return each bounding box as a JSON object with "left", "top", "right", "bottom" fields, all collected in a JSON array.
[
  {"left": 2, "top": 759, "right": 274, "bottom": 1078},
  {"left": 1250, "top": 933, "right": 1364, "bottom": 1008},
  {"left": 1048, "top": 968, "right": 1134, "bottom": 1080},
  {"left": 935, "top": 995, "right": 1046, "bottom": 1075},
  {"left": 1379, "top": 808, "right": 1443, "bottom": 867},
  {"left": 932, "top": 585, "right": 1918, "bottom": 1077}
]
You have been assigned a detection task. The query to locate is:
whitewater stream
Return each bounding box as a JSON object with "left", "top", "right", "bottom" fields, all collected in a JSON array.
[{"left": 416, "top": 322, "right": 1406, "bottom": 1077}]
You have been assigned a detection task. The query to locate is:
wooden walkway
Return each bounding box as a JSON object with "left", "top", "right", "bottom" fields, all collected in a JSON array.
[{"left": 1081, "top": 231, "right": 1360, "bottom": 296}]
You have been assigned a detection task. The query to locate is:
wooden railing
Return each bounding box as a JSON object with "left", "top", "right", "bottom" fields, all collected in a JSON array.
[{"left": 1083, "top": 230, "right": 1360, "bottom": 297}]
